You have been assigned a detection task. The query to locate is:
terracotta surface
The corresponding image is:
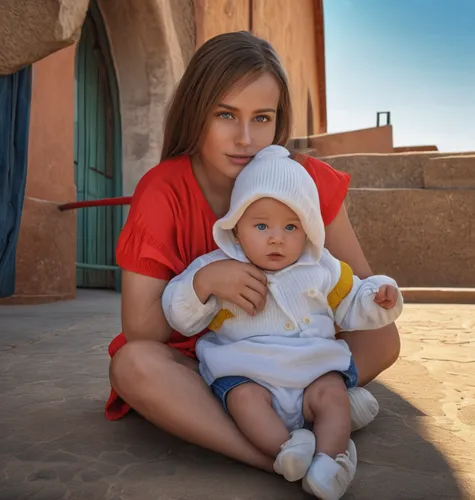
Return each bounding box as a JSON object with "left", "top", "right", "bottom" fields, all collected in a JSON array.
[
  {"left": 289, "top": 125, "right": 394, "bottom": 157},
  {"left": 97, "top": 0, "right": 196, "bottom": 195},
  {"left": 0, "top": 47, "right": 77, "bottom": 305},
  {"left": 313, "top": 0, "right": 327, "bottom": 134},
  {"left": 194, "top": 0, "right": 249, "bottom": 46},
  {"left": 401, "top": 288, "right": 475, "bottom": 304},
  {"left": 252, "top": 0, "right": 325, "bottom": 136},
  {"left": 0, "top": 198, "right": 76, "bottom": 305},
  {"left": 322, "top": 151, "right": 475, "bottom": 189},
  {"left": 424, "top": 155, "right": 475, "bottom": 189},
  {"left": 0, "top": 290, "right": 473, "bottom": 499},
  {"left": 25, "top": 46, "right": 76, "bottom": 203},
  {"left": 0, "top": 0, "right": 88, "bottom": 75},
  {"left": 346, "top": 188, "right": 475, "bottom": 288},
  {"left": 394, "top": 145, "right": 439, "bottom": 153},
  {"left": 311, "top": 152, "right": 475, "bottom": 288},
  {"left": 195, "top": 0, "right": 326, "bottom": 138}
]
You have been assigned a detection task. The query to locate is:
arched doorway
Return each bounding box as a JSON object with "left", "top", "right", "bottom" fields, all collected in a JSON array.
[{"left": 74, "top": 2, "right": 122, "bottom": 289}]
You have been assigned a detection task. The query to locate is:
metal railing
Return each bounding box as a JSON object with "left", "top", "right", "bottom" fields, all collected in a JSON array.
[
  {"left": 58, "top": 196, "right": 132, "bottom": 212},
  {"left": 58, "top": 196, "right": 131, "bottom": 275}
]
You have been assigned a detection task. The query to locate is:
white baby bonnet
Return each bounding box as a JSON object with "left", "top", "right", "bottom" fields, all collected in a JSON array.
[{"left": 213, "top": 145, "right": 325, "bottom": 262}]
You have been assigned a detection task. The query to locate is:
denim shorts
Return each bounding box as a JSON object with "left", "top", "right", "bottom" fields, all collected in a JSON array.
[{"left": 210, "top": 356, "right": 359, "bottom": 412}]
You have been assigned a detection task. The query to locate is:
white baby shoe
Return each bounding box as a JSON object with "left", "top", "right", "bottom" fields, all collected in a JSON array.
[
  {"left": 273, "top": 429, "right": 316, "bottom": 482},
  {"left": 302, "top": 439, "right": 357, "bottom": 500},
  {"left": 348, "top": 387, "right": 379, "bottom": 431}
]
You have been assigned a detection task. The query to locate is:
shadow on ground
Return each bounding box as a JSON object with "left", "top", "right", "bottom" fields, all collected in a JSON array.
[{"left": 0, "top": 290, "right": 472, "bottom": 499}]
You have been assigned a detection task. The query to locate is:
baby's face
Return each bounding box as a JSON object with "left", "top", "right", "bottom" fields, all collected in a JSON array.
[{"left": 234, "top": 198, "right": 307, "bottom": 271}]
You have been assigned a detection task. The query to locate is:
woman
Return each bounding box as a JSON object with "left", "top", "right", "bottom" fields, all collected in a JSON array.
[{"left": 107, "top": 31, "right": 400, "bottom": 474}]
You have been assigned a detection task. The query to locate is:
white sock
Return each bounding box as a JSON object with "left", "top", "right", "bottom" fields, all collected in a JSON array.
[
  {"left": 348, "top": 387, "right": 379, "bottom": 432},
  {"left": 273, "top": 429, "right": 316, "bottom": 482}
]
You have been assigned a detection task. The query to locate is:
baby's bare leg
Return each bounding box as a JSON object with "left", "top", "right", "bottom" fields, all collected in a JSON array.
[
  {"left": 227, "top": 382, "right": 316, "bottom": 482},
  {"left": 303, "top": 372, "right": 351, "bottom": 458},
  {"left": 226, "top": 382, "right": 289, "bottom": 457}
]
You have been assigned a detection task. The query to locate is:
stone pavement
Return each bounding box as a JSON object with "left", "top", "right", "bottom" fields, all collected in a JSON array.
[{"left": 1, "top": 290, "right": 474, "bottom": 500}]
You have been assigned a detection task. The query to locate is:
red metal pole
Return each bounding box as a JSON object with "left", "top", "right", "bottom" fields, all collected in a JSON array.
[{"left": 58, "top": 196, "right": 132, "bottom": 211}]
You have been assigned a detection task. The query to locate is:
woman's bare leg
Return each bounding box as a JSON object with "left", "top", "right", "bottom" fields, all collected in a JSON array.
[
  {"left": 109, "top": 340, "right": 274, "bottom": 472},
  {"left": 337, "top": 322, "right": 400, "bottom": 386}
]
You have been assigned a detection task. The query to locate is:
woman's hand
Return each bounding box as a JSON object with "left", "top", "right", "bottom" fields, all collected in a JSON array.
[{"left": 194, "top": 260, "right": 268, "bottom": 316}]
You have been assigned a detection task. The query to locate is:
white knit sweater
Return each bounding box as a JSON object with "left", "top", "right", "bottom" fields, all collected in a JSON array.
[{"left": 162, "top": 245, "right": 403, "bottom": 390}]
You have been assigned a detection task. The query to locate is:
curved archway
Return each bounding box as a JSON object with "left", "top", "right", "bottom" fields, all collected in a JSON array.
[
  {"left": 74, "top": 0, "right": 195, "bottom": 289},
  {"left": 96, "top": 0, "right": 195, "bottom": 195}
]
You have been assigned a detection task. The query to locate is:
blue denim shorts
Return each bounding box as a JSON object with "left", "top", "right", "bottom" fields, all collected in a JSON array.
[{"left": 210, "top": 356, "right": 359, "bottom": 411}]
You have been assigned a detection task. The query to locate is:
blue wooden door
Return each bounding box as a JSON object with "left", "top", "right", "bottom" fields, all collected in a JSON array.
[{"left": 75, "top": 5, "right": 122, "bottom": 289}]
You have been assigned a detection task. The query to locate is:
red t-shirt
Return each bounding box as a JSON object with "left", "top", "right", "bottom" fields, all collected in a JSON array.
[{"left": 105, "top": 154, "right": 350, "bottom": 420}]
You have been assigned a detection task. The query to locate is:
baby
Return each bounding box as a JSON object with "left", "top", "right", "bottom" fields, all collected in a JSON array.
[{"left": 163, "top": 145, "right": 403, "bottom": 499}]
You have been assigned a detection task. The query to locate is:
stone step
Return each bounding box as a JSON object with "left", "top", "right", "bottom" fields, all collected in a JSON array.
[
  {"left": 401, "top": 288, "right": 475, "bottom": 304},
  {"left": 424, "top": 155, "right": 475, "bottom": 189},
  {"left": 318, "top": 151, "right": 475, "bottom": 189}
]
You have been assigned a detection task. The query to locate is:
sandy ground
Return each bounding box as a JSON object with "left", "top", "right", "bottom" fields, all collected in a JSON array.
[{"left": 1, "top": 290, "right": 474, "bottom": 499}]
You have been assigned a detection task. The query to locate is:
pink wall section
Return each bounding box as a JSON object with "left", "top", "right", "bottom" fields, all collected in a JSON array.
[{"left": 0, "top": 47, "right": 77, "bottom": 304}]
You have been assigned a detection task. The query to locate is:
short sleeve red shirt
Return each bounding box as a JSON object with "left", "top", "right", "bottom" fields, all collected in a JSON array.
[
  {"left": 105, "top": 154, "right": 350, "bottom": 420},
  {"left": 117, "top": 154, "right": 350, "bottom": 280}
]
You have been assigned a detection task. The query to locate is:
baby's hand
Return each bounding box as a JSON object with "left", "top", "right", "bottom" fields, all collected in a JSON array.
[{"left": 374, "top": 285, "right": 399, "bottom": 309}]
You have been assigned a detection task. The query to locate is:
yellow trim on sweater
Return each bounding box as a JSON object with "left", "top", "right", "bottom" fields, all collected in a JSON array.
[
  {"left": 208, "top": 309, "right": 235, "bottom": 331},
  {"left": 327, "top": 261, "right": 354, "bottom": 310},
  {"left": 208, "top": 263, "right": 353, "bottom": 329}
]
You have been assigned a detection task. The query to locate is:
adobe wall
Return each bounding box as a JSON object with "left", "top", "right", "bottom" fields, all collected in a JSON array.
[
  {"left": 97, "top": 0, "right": 196, "bottom": 196},
  {"left": 325, "top": 153, "right": 475, "bottom": 287},
  {"left": 288, "top": 125, "right": 394, "bottom": 157},
  {"left": 195, "top": 0, "right": 327, "bottom": 138},
  {"left": 394, "top": 145, "right": 438, "bottom": 153},
  {"left": 322, "top": 151, "right": 475, "bottom": 188},
  {"left": 0, "top": 48, "right": 77, "bottom": 304}
]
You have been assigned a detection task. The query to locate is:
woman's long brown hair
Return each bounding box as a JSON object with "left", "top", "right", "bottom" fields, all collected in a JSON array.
[{"left": 161, "top": 31, "right": 293, "bottom": 161}]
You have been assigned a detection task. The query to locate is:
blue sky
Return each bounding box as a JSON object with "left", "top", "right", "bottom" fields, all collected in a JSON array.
[{"left": 323, "top": 0, "right": 475, "bottom": 152}]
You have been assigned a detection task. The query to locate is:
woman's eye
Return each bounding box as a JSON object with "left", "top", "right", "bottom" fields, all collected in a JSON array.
[
  {"left": 285, "top": 224, "right": 297, "bottom": 231},
  {"left": 256, "top": 223, "right": 267, "bottom": 231},
  {"left": 218, "top": 112, "right": 234, "bottom": 120},
  {"left": 255, "top": 115, "right": 270, "bottom": 123}
]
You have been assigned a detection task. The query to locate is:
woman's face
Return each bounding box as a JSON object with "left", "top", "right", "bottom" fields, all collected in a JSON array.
[{"left": 199, "top": 72, "right": 281, "bottom": 182}]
